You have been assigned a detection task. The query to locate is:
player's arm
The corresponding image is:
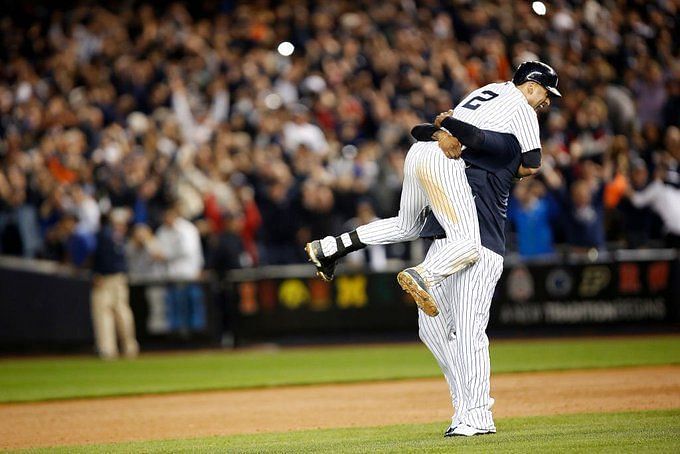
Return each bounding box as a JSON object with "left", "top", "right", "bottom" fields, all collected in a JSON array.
[
  {"left": 439, "top": 115, "right": 543, "bottom": 173},
  {"left": 517, "top": 149, "right": 542, "bottom": 177},
  {"left": 509, "top": 104, "right": 543, "bottom": 177},
  {"left": 410, "top": 123, "right": 462, "bottom": 159},
  {"left": 411, "top": 120, "right": 520, "bottom": 160}
]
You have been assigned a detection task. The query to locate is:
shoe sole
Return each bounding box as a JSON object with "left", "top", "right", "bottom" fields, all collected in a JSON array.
[
  {"left": 305, "top": 242, "right": 332, "bottom": 282},
  {"left": 397, "top": 271, "right": 439, "bottom": 317},
  {"left": 449, "top": 430, "right": 495, "bottom": 437},
  {"left": 445, "top": 427, "right": 496, "bottom": 437}
]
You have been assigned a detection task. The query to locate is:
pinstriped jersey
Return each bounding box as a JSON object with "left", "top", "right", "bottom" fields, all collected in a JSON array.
[
  {"left": 452, "top": 82, "right": 541, "bottom": 154},
  {"left": 420, "top": 82, "right": 541, "bottom": 256}
]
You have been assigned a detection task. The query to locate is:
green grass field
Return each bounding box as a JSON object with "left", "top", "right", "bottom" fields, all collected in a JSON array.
[
  {"left": 19, "top": 410, "right": 680, "bottom": 453},
  {"left": 3, "top": 335, "right": 679, "bottom": 453},
  {"left": 1, "top": 335, "right": 679, "bottom": 402}
]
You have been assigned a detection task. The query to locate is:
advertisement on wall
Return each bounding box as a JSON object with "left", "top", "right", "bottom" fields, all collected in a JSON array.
[{"left": 230, "top": 256, "right": 677, "bottom": 341}]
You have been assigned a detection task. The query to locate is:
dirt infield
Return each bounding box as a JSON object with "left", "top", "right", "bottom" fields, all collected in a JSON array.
[{"left": 1, "top": 365, "right": 678, "bottom": 449}]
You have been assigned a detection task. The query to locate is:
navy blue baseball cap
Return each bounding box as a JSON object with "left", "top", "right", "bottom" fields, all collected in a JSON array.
[{"left": 512, "top": 61, "right": 562, "bottom": 97}]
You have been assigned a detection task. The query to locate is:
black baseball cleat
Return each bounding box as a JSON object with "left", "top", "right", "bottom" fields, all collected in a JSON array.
[
  {"left": 305, "top": 240, "right": 337, "bottom": 281},
  {"left": 444, "top": 425, "right": 457, "bottom": 437},
  {"left": 397, "top": 268, "right": 438, "bottom": 316}
]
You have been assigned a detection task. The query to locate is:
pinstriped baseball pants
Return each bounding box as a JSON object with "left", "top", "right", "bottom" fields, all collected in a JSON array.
[
  {"left": 419, "top": 239, "right": 503, "bottom": 431},
  {"left": 356, "top": 142, "right": 481, "bottom": 287}
]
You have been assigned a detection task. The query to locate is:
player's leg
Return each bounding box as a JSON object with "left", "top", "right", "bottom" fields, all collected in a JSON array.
[
  {"left": 416, "top": 240, "right": 462, "bottom": 427},
  {"left": 353, "top": 145, "right": 430, "bottom": 244},
  {"left": 397, "top": 142, "right": 481, "bottom": 316},
  {"left": 418, "top": 309, "right": 461, "bottom": 430},
  {"left": 306, "top": 142, "right": 430, "bottom": 280},
  {"left": 448, "top": 247, "right": 503, "bottom": 434},
  {"left": 410, "top": 142, "right": 481, "bottom": 289},
  {"left": 422, "top": 273, "right": 468, "bottom": 434}
]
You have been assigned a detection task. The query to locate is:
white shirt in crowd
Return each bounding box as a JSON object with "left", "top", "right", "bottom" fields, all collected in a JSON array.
[
  {"left": 172, "top": 88, "right": 229, "bottom": 146},
  {"left": 155, "top": 217, "right": 204, "bottom": 279},
  {"left": 282, "top": 121, "right": 329, "bottom": 155},
  {"left": 75, "top": 195, "right": 100, "bottom": 234},
  {"left": 631, "top": 180, "right": 680, "bottom": 236}
]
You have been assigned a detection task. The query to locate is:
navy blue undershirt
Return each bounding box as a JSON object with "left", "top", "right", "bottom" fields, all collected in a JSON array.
[{"left": 411, "top": 124, "right": 524, "bottom": 256}]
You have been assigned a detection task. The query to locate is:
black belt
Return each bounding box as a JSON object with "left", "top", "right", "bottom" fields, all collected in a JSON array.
[{"left": 422, "top": 233, "right": 447, "bottom": 240}]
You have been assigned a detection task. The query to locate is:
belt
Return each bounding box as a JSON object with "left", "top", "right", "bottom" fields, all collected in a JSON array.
[{"left": 422, "top": 233, "right": 447, "bottom": 240}]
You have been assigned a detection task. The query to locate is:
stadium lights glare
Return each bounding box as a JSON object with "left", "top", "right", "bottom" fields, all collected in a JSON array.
[
  {"left": 532, "top": 1, "right": 547, "bottom": 16},
  {"left": 277, "top": 41, "right": 295, "bottom": 57},
  {"left": 264, "top": 93, "right": 283, "bottom": 110}
]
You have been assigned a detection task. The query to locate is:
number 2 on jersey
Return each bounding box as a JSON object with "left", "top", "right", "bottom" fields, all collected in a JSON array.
[{"left": 462, "top": 90, "right": 498, "bottom": 110}]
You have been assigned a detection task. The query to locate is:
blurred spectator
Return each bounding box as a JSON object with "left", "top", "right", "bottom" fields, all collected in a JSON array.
[
  {"left": 508, "top": 179, "right": 557, "bottom": 258},
  {"left": 126, "top": 223, "right": 169, "bottom": 334},
  {"left": 155, "top": 205, "right": 205, "bottom": 334},
  {"left": 170, "top": 74, "right": 229, "bottom": 147},
  {"left": 626, "top": 165, "right": 680, "bottom": 248},
  {"left": 42, "top": 212, "right": 96, "bottom": 266},
  {"left": 632, "top": 62, "right": 667, "bottom": 129},
  {"left": 569, "top": 97, "right": 611, "bottom": 160},
  {"left": 543, "top": 160, "right": 607, "bottom": 252},
  {"left": 0, "top": 0, "right": 677, "bottom": 267},
  {"left": 282, "top": 105, "right": 329, "bottom": 157},
  {"left": 0, "top": 165, "right": 42, "bottom": 257},
  {"left": 68, "top": 185, "right": 100, "bottom": 235},
  {"left": 91, "top": 208, "right": 139, "bottom": 359},
  {"left": 660, "top": 126, "right": 680, "bottom": 188},
  {"left": 258, "top": 170, "right": 304, "bottom": 265}
]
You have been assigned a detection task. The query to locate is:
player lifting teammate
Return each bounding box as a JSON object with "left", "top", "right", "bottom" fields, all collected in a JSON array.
[
  {"left": 306, "top": 61, "right": 560, "bottom": 316},
  {"left": 306, "top": 61, "right": 561, "bottom": 437}
]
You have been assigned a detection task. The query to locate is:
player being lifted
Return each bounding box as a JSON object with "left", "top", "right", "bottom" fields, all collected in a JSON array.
[{"left": 305, "top": 61, "right": 560, "bottom": 317}]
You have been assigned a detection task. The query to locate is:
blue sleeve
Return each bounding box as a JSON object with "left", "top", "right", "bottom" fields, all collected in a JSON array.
[
  {"left": 475, "top": 128, "right": 521, "bottom": 160},
  {"left": 411, "top": 121, "right": 519, "bottom": 160},
  {"left": 410, "top": 124, "right": 439, "bottom": 141}
]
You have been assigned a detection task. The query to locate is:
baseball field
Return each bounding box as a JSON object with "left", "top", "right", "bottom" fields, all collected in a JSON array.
[{"left": 1, "top": 335, "right": 678, "bottom": 452}]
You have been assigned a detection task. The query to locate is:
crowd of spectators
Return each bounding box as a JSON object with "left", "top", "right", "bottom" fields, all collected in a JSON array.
[{"left": 0, "top": 0, "right": 678, "bottom": 274}]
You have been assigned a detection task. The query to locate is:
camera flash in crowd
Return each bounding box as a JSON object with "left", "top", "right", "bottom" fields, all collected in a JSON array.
[
  {"left": 532, "top": 1, "right": 547, "bottom": 16},
  {"left": 264, "top": 93, "right": 283, "bottom": 110},
  {"left": 277, "top": 41, "right": 294, "bottom": 57}
]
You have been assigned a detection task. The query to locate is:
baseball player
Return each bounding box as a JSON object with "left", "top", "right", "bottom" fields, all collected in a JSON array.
[
  {"left": 307, "top": 62, "right": 556, "bottom": 308},
  {"left": 307, "top": 61, "right": 562, "bottom": 436},
  {"left": 307, "top": 128, "right": 480, "bottom": 318},
  {"left": 306, "top": 121, "right": 485, "bottom": 316}
]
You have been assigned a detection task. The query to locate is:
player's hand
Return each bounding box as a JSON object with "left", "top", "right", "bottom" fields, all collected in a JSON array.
[
  {"left": 434, "top": 109, "right": 454, "bottom": 128},
  {"left": 433, "top": 131, "right": 462, "bottom": 159}
]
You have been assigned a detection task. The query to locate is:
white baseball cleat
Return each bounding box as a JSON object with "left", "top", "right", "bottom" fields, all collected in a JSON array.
[
  {"left": 444, "top": 398, "right": 496, "bottom": 437},
  {"left": 450, "top": 424, "right": 496, "bottom": 437}
]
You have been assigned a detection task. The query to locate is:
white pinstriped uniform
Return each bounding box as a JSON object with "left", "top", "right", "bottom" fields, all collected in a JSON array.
[
  {"left": 354, "top": 142, "right": 481, "bottom": 288},
  {"left": 322, "top": 81, "right": 541, "bottom": 432},
  {"left": 452, "top": 81, "right": 541, "bottom": 153},
  {"left": 416, "top": 82, "right": 541, "bottom": 432},
  {"left": 348, "top": 82, "right": 539, "bottom": 285},
  {"left": 419, "top": 239, "right": 504, "bottom": 431}
]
